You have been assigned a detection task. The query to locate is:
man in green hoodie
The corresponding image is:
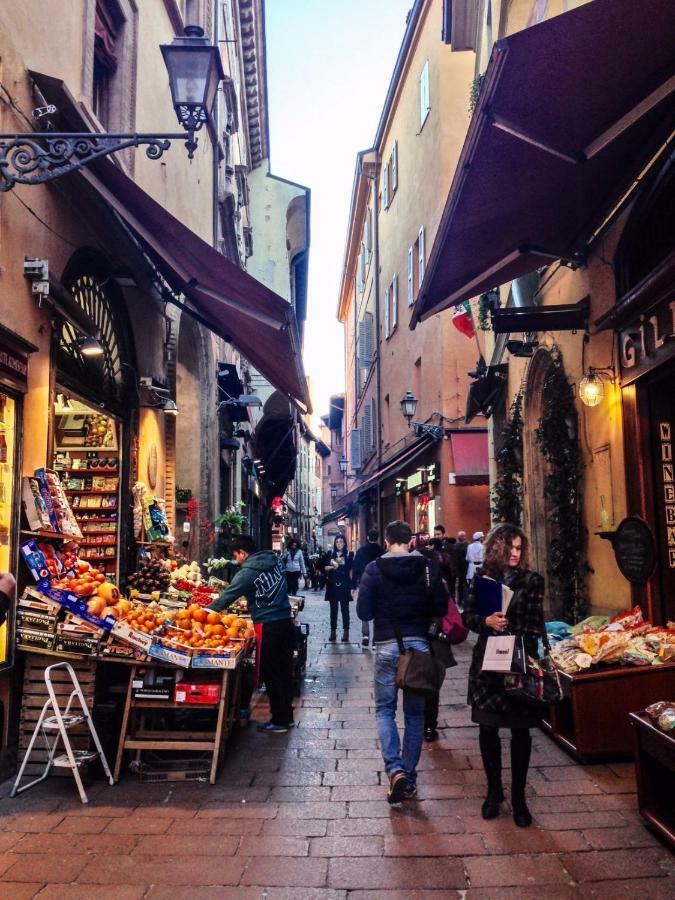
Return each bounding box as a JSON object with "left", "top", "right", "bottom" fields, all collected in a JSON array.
[{"left": 207, "top": 535, "right": 295, "bottom": 733}]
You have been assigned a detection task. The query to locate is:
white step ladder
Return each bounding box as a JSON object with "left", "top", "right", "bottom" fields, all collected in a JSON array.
[{"left": 11, "top": 661, "right": 114, "bottom": 804}]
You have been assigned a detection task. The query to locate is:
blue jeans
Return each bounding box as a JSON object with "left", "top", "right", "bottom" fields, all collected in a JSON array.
[{"left": 374, "top": 639, "right": 428, "bottom": 785}]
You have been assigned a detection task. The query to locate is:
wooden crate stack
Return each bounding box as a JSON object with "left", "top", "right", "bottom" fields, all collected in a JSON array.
[{"left": 18, "top": 654, "right": 96, "bottom": 777}]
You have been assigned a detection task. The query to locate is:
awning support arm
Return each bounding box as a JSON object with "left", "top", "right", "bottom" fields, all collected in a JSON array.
[{"left": 489, "top": 111, "right": 583, "bottom": 164}]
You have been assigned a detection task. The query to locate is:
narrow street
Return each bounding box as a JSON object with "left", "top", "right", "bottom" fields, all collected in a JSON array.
[{"left": 0, "top": 591, "right": 672, "bottom": 898}]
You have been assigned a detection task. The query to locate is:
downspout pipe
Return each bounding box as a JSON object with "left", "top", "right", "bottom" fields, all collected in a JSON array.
[
  {"left": 372, "top": 165, "right": 383, "bottom": 537},
  {"left": 212, "top": 0, "right": 221, "bottom": 251}
]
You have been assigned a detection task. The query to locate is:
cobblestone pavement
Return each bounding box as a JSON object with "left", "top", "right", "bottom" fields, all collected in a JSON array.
[{"left": 0, "top": 591, "right": 673, "bottom": 898}]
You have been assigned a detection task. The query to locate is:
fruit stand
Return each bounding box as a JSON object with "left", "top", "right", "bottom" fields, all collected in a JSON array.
[{"left": 14, "top": 505, "right": 258, "bottom": 784}]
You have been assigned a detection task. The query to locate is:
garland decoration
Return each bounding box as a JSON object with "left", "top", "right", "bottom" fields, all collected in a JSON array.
[
  {"left": 535, "top": 349, "right": 588, "bottom": 622},
  {"left": 469, "top": 73, "right": 485, "bottom": 115},
  {"left": 477, "top": 293, "right": 492, "bottom": 331},
  {"left": 491, "top": 390, "right": 524, "bottom": 525}
]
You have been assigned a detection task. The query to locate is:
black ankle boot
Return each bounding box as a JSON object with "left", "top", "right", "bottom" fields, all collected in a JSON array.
[
  {"left": 329, "top": 630, "right": 336, "bottom": 642},
  {"left": 479, "top": 725, "right": 504, "bottom": 820},
  {"left": 511, "top": 728, "right": 533, "bottom": 828}
]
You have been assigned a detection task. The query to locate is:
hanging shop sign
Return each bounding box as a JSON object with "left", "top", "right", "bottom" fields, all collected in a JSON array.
[
  {"left": 406, "top": 470, "right": 424, "bottom": 491},
  {"left": 404, "top": 464, "right": 439, "bottom": 493},
  {"left": 620, "top": 299, "right": 675, "bottom": 378},
  {"left": 0, "top": 337, "right": 30, "bottom": 389},
  {"left": 603, "top": 516, "right": 657, "bottom": 584},
  {"left": 659, "top": 422, "right": 675, "bottom": 568}
]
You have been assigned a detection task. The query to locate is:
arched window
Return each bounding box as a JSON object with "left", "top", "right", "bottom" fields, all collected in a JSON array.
[{"left": 58, "top": 249, "right": 135, "bottom": 412}]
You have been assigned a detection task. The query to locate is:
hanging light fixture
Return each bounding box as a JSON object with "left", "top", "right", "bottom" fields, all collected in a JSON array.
[
  {"left": 400, "top": 390, "right": 418, "bottom": 426},
  {"left": 163, "top": 399, "right": 179, "bottom": 416},
  {"left": 579, "top": 369, "right": 607, "bottom": 407},
  {"left": 76, "top": 335, "right": 104, "bottom": 357},
  {"left": 338, "top": 456, "right": 348, "bottom": 474}
]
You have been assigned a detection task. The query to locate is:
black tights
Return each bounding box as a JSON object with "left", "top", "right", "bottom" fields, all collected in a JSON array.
[{"left": 478, "top": 724, "right": 532, "bottom": 805}]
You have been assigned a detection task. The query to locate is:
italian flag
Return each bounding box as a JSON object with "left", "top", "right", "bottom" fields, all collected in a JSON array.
[{"left": 452, "top": 300, "right": 475, "bottom": 338}]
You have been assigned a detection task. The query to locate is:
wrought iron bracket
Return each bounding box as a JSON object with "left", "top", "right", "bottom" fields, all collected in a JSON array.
[
  {"left": 0, "top": 131, "right": 197, "bottom": 192},
  {"left": 411, "top": 422, "right": 445, "bottom": 441}
]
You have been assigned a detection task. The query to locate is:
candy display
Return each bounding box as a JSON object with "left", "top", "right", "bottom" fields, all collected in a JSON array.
[
  {"left": 645, "top": 700, "right": 675, "bottom": 735},
  {"left": 548, "top": 605, "right": 675, "bottom": 674}
]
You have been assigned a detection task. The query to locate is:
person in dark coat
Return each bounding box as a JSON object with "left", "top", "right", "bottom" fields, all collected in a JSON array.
[
  {"left": 351, "top": 528, "right": 384, "bottom": 647},
  {"left": 357, "top": 520, "right": 447, "bottom": 803},
  {"left": 454, "top": 530, "right": 469, "bottom": 604},
  {"left": 324, "top": 535, "right": 353, "bottom": 643},
  {"left": 462, "top": 523, "right": 545, "bottom": 828}
]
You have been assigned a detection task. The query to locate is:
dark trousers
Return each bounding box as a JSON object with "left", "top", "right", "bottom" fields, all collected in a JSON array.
[
  {"left": 260, "top": 618, "right": 296, "bottom": 726},
  {"left": 478, "top": 724, "right": 532, "bottom": 803},
  {"left": 285, "top": 572, "right": 301, "bottom": 595},
  {"left": 424, "top": 690, "right": 439, "bottom": 731},
  {"left": 329, "top": 596, "right": 350, "bottom": 631}
]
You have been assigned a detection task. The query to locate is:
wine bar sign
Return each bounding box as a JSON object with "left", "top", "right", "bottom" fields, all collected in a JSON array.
[{"left": 660, "top": 421, "right": 675, "bottom": 568}]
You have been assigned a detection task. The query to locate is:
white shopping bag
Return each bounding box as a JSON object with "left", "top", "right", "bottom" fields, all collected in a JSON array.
[{"left": 481, "top": 635, "right": 527, "bottom": 673}]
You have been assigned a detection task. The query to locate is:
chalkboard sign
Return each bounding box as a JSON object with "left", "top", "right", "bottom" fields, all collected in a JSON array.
[{"left": 611, "top": 516, "right": 657, "bottom": 584}]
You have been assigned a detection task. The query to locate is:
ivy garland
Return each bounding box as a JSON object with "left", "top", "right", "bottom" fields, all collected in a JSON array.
[
  {"left": 469, "top": 73, "right": 485, "bottom": 115},
  {"left": 477, "top": 293, "right": 492, "bottom": 332},
  {"left": 491, "top": 390, "right": 524, "bottom": 525},
  {"left": 535, "top": 350, "right": 588, "bottom": 622}
]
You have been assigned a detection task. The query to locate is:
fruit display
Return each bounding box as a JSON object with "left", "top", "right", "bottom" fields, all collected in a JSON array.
[
  {"left": 162, "top": 606, "right": 254, "bottom": 651},
  {"left": 52, "top": 560, "right": 108, "bottom": 596},
  {"left": 116, "top": 600, "right": 169, "bottom": 633},
  {"left": 85, "top": 582, "right": 132, "bottom": 621},
  {"left": 171, "top": 561, "right": 202, "bottom": 586},
  {"left": 84, "top": 413, "right": 114, "bottom": 447},
  {"left": 126, "top": 558, "right": 171, "bottom": 594}
]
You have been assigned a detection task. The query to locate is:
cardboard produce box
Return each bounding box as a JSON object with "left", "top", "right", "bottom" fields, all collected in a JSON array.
[{"left": 174, "top": 681, "right": 221, "bottom": 704}]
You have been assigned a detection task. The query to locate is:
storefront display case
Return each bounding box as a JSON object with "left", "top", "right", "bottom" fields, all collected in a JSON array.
[
  {"left": 630, "top": 711, "right": 675, "bottom": 849},
  {"left": 52, "top": 394, "right": 121, "bottom": 580}
]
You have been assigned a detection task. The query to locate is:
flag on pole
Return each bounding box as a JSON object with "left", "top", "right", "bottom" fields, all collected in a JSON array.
[{"left": 452, "top": 300, "right": 475, "bottom": 338}]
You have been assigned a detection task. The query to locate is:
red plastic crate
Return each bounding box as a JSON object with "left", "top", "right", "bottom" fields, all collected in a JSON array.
[{"left": 173, "top": 682, "right": 221, "bottom": 704}]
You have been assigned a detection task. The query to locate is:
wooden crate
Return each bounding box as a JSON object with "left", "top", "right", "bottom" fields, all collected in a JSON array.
[{"left": 18, "top": 654, "right": 96, "bottom": 777}]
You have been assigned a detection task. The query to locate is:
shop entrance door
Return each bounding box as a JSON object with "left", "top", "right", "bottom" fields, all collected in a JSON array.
[{"left": 646, "top": 364, "right": 675, "bottom": 624}]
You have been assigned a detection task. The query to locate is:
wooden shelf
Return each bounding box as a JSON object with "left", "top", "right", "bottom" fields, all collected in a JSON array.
[
  {"left": 75, "top": 517, "right": 118, "bottom": 523},
  {"left": 64, "top": 490, "right": 118, "bottom": 496},
  {"left": 59, "top": 468, "right": 119, "bottom": 474}
]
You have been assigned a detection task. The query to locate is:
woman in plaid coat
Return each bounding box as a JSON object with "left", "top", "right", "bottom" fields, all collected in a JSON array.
[{"left": 462, "top": 524, "right": 545, "bottom": 829}]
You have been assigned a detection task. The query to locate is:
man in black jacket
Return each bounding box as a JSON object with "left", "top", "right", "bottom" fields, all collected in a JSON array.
[
  {"left": 357, "top": 520, "right": 446, "bottom": 803},
  {"left": 351, "top": 528, "right": 383, "bottom": 648}
]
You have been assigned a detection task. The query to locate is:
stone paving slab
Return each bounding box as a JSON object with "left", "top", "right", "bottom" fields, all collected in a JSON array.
[{"left": 0, "top": 591, "right": 672, "bottom": 896}]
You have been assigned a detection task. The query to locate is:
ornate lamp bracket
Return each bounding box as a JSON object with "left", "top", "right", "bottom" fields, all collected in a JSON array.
[{"left": 0, "top": 131, "right": 196, "bottom": 192}]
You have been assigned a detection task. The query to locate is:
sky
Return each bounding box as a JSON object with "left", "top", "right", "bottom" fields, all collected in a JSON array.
[{"left": 265, "top": 0, "right": 414, "bottom": 420}]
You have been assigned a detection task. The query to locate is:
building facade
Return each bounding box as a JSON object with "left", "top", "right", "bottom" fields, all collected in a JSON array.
[{"left": 336, "top": 0, "right": 491, "bottom": 548}]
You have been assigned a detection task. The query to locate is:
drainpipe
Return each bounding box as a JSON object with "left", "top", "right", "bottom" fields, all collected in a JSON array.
[
  {"left": 371, "top": 164, "right": 383, "bottom": 537},
  {"left": 212, "top": 0, "right": 221, "bottom": 251}
]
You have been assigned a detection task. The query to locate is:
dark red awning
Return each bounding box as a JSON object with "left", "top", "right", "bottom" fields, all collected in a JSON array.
[
  {"left": 412, "top": 0, "right": 675, "bottom": 325},
  {"left": 82, "top": 162, "right": 310, "bottom": 410},
  {"left": 451, "top": 431, "right": 489, "bottom": 485}
]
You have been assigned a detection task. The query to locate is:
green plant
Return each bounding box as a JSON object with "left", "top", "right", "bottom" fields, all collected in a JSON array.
[
  {"left": 491, "top": 391, "right": 524, "bottom": 525},
  {"left": 215, "top": 501, "right": 248, "bottom": 535},
  {"left": 469, "top": 73, "right": 485, "bottom": 115},
  {"left": 477, "top": 293, "right": 492, "bottom": 331},
  {"left": 535, "top": 350, "right": 588, "bottom": 622}
]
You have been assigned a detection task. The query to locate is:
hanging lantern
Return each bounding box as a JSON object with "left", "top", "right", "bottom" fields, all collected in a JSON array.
[{"left": 579, "top": 369, "right": 605, "bottom": 407}]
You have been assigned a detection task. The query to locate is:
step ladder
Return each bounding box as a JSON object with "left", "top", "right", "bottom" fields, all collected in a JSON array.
[{"left": 10, "top": 661, "right": 113, "bottom": 804}]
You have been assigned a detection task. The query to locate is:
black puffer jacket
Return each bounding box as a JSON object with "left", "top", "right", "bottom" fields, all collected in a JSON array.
[
  {"left": 356, "top": 551, "right": 447, "bottom": 643},
  {"left": 351, "top": 541, "right": 383, "bottom": 589}
]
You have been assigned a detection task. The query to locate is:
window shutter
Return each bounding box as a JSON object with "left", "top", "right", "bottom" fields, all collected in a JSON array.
[
  {"left": 407, "top": 246, "right": 414, "bottom": 305},
  {"left": 384, "top": 285, "right": 390, "bottom": 339},
  {"left": 372, "top": 397, "right": 377, "bottom": 450},
  {"left": 418, "top": 226, "right": 426, "bottom": 285},
  {"left": 357, "top": 244, "right": 366, "bottom": 295},
  {"left": 358, "top": 319, "right": 367, "bottom": 371},
  {"left": 382, "top": 163, "right": 389, "bottom": 209},
  {"left": 363, "top": 404, "right": 373, "bottom": 454},
  {"left": 391, "top": 141, "right": 398, "bottom": 192},
  {"left": 391, "top": 274, "right": 398, "bottom": 330},
  {"left": 350, "top": 428, "right": 362, "bottom": 471},
  {"left": 420, "top": 61, "right": 430, "bottom": 126},
  {"left": 364, "top": 312, "right": 374, "bottom": 365},
  {"left": 364, "top": 211, "right": 372, "bottom": 257}
]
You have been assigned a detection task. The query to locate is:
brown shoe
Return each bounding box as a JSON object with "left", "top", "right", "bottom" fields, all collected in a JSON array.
[{"left": 387, "top": 770, "right": 407, "bottom": 804}]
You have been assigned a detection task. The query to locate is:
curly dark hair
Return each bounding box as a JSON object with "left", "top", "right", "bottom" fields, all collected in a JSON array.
[{"left": 482, "top": 523, "right": 530, "bottom": 577}]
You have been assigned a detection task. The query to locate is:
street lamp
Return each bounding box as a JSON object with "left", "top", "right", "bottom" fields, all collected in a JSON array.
[
  {"left": 330, "top": 486, "right": 338, "bottom": 501},
  {"left": 160, "top": 25, "right": 225, "bottom": 157},
  {"left": 0, "top": 26, "right": 224, "bottom": 191},
  {"left": 338, "top": 456, "right": 348, "bottom": 475},
  {"left": 400, "top": 391, "right": 418, "bottom": 425}
]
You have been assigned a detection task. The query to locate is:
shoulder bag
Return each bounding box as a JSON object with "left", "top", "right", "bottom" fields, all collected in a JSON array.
[
  {"left": 377, "top": 559, "right": 446, "bottom": 696},
  {"left": 504, "top": 631, "right": 564, "bottom": 707}
]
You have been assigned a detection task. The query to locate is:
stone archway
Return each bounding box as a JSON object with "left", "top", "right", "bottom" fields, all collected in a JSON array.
[{"left": 522, "top": 348, "right": 556, "bottom": 606}]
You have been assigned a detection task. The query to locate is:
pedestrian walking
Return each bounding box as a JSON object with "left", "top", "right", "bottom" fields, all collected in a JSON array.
[
  {"left": 282, "top": 538, "right": 306, "bottom": 596},
  {"left": 357, "top": 520, "right": 447, "bottom": 803},
  {"left": 351, "top": 528, "right": 384, "bottom": 647},
  {"left": 462, "top": 523, "right": 545, "bottom": 827},
  {"left": 465, "top": 530, "right": 485, "bottom": 581},
  {"left": 324, "top": 535, "right": 353, "bottom": 642},
  {"left": 207, "top": 536, "right": 295, "bottom": 733},
  {"left": 454, "top": 530, "right": 469, "bottom": 603}
]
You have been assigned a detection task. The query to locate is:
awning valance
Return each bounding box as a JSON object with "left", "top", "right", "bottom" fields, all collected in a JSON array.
[
  {"left": 83, "top": 161, "right": 310, "bottom": 410},
  {"left": 451, "top": 431, "right": 489, "bottom": 485},
  {"left": 412, "top": 0, "right": 675, "bottom": 325}
]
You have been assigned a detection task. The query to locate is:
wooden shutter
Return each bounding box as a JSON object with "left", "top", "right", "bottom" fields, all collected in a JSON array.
[
  {"left": 383, "top": 163, "right": 389, "bottom": 209},
  {"left": 371, "top": 397, "right": 378, "bottom": 453},
  {"left": 391, "top": 141, "right": 398, "bottom": 193},
  {"left": 391, "top": 273, "right": 398, "bottom": 330},
  {"left": 418, "top": 226, "right": 426, "bottom": 285},
  {"left": 407, "top": 246, "right": 414, "bottom": 305},
  {"left": 364, "top": 211, "right": 372, "bottom": 257},
  {"left": 350, "top": 428, "right": 362, "bottom": 471},
  {"left": 384, "top": 285, "right": 390, "bottom": 338},
  {"left": 363, "top": 404, "right": 373, "bottom": 454},
  {"left": 364, "top": 312, "right": 374, "bottom": 364}
]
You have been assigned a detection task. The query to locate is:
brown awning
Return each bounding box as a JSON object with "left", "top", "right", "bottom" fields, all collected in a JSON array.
[
  {"left": 81, "top": 161, "right": 309, "bottom": 410},
  {"left": 412, "top": 0, "right": 675, "bottom": 325}
]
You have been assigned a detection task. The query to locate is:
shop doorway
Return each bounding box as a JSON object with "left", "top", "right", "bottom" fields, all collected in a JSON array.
[{"left": 644, "top": 363, "right": 675, "bottom": 624}]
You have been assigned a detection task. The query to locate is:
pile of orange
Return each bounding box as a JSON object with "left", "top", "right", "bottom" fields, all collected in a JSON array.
[
  {"left": 117, "top": 601, "right": 168, "bottom": 633},
  {"left": 165, "top": 606, "right": 253, "bottom": 650},
  {"left": 53, "top": 561, "right": 107, "bottom": 597}
]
